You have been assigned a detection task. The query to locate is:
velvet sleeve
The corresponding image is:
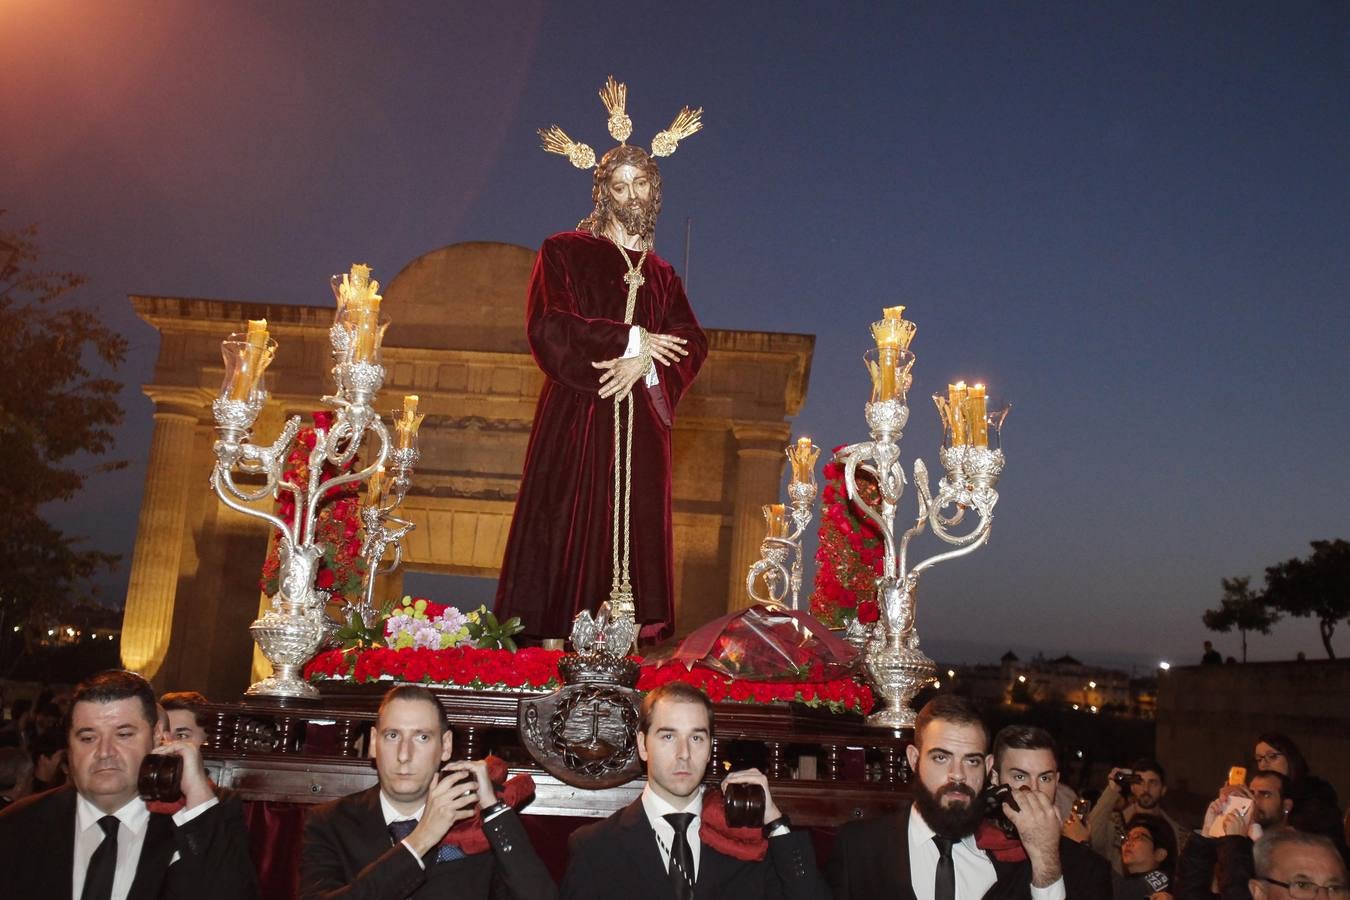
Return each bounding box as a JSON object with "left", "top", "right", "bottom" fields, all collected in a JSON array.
[
  {"left": 648, "top": 270, "right": 707, "bottom": 414},
  {"left": 526, "top": 238, "right": 632, "bottom": 394}
]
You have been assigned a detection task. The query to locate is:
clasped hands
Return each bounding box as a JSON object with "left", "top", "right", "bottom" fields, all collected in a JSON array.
[{"left": 594, "top": 331, "right": 688, "bottom": 401}]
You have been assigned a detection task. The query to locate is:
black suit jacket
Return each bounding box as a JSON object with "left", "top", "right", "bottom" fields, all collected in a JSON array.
[
  {"left": 0, "top": 784, "right": 259, "bottom": 900},
  {"left": 560, "top": 797, "right": 830, "bottom": 900},
  {"left": 827, "top": 801, "right": 1112, "bottom": 900},
  {"left": 299, "top": 786, "right": 557, "bottom": 900}
]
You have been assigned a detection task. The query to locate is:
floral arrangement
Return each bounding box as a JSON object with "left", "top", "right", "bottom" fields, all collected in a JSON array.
[
  {"left": 259, "top": 411, "right": 367, "bottom": 606},
  {"left": 808, "top": 448, "right": 885, "bottom": 628},
  {"left": 302, "top": 645, "right": 874, "bottom": 715},
  {"left": 379, "top": 597, "right": 524, "bottom": 652}
]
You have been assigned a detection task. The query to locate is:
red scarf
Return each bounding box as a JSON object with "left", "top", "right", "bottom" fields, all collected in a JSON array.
[
  {"left": 974, "top": 820, "right": 1027, "bottom": 863},
  {"left": 440, "top": 756, "right": 535, "bottom": 855},
  {"left": 696, "top": 788, "right": 769, "bottom": 861}
]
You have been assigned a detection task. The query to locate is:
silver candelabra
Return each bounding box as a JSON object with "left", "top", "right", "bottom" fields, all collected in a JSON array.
[
  {"left": 835, "top": 309, "right": 1009, "bottom": 729},
  {"left": 209, "top": 264, "right": 410, "bottom": 698}
]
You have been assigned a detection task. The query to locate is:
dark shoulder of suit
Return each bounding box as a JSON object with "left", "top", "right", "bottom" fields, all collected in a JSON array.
[
  {"left": 1060, "top": 836, "right": 1112, "bottom": 900},
  {"left": 826, "top": 806, "right": 911, "bottom": 900}
]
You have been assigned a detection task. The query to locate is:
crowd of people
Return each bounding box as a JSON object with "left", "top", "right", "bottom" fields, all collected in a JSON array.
[{"left": 0, "top": 672, "right": 1345, "bottom": 900}]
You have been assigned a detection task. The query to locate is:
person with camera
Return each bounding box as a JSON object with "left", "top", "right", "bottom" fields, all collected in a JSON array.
[
  {"left": 987, "top": 725, "right": 1112, "bottom": 898},
  {"left": 1082, "top": 759, "right": 1183, "bottom": 874},
  {"left": 829, "top": 697, "right": 1096, "bottom": 899},
  {"left": 560, "top": 681, "right": 828, "bottom": 900},
  {"left": 300, "top": 684, "right": 555, "bottom": 900},
  {"left": 0, "top": 669, "right": 258, "bottom": 900},
  {"left": 1177, "top": 771, "right": 1291, "bottom": 900}
]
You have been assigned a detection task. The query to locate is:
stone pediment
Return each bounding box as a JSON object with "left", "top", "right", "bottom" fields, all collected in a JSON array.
[{"left": 382, "top": 241, "right": 535, "bottom": 354}]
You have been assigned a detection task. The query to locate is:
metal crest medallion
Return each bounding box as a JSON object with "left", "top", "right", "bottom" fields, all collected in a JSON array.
[{"left": 519, "top": 682, "right": 641, "bottom": 789}]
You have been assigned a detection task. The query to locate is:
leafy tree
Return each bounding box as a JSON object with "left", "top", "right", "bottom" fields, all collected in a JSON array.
[
  {"left": 1261, "top": 539, "right": 1350, "bottom": 660},
  {"left": 1202, "top": 575, "right": 1280, "bottom": 662},
  {"left": 0, "top": 213, "right": 127, "bottom": 673}
]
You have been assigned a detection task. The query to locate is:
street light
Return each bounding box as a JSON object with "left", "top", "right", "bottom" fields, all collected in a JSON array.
[{"left": 1159, "top": 661, "right": 1171, "bottom": 671}]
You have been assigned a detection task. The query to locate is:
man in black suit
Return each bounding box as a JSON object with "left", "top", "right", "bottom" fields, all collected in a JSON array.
[
  {"left": 299, "top": 684, "right": 555, "bottom": 900},
  {"left": 561, "top": 681, "right": 829, "bottom": 899},
  {"left": 0, "top": 669, "right": 259, "bottom": 900},
  {"left": 828, "top": 696, "right": 1110, "bottom": 900}
]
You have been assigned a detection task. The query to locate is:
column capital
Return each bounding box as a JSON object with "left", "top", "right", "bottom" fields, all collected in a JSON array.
[
  {"left": 142, "top": 386, "right": 212, "bottom": 421},
  {"left": 730, "top": 421, "right": 791, "bottom": 453}
]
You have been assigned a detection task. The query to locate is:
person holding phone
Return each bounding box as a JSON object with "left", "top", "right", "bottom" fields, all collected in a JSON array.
[
  {"left": 0, "top": 669, "right": 258, "bottom": 900},
  {"left": 299, "top": 684, "right": 554, "bottom": 900}
]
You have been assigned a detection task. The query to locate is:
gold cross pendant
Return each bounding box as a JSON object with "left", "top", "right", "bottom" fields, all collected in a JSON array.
[{"left": 623, "top": 269, "right": 645, "bottom": 289}]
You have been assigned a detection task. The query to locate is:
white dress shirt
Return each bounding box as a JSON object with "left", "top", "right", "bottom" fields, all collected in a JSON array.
[
  {"left": 73, "top": 792, "right": 218, "bottom": 900},
  {"left": 907, "top": 804, "right": 1065, "bottom": 900},
  {"left": 641, "top": 783, "right": 704, "bottom": 879}
]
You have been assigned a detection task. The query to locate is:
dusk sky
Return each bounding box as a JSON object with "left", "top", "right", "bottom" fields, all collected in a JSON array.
[{"left": 4, "top": 2, "right": 1347, "bottom": 671}]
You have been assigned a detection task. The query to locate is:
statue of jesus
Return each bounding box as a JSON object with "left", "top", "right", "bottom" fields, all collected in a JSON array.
[{"left": 495, "top": 99, "right": 708, "bottom": 644}]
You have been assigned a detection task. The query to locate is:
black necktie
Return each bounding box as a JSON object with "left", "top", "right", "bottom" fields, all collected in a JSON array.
[
  {"left": 934, "top": 834, "right": 956, "bottom": 900},
  {"left": 389, "top": 818, "right": 418, "bottom": 845},
  {"left": 663, "top": 812, "right": 696, "bottom": 900},
  {"left": 81, "top": 815, "right": 120, "bottom": 900}
]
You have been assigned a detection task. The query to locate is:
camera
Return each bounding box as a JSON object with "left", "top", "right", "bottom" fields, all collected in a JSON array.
[
  {"left": 981, "top": 781, "right": 1022, "bottom": 837},
  {"left": 1112, "top": 769, "right": 1142, "bottom": 790},
  {"left": 138, "top": 753, "right": 184, "bottom": 804},
  {"left": 723, "top": 782, "right": 765, "bottom": 829}
]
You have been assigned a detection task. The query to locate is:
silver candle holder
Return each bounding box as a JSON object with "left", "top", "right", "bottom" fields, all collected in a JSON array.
[
  {"left": 210, "top": 264, "right": 399, "bottom": 698},
  {"left": 745, "top": 439, "right": 819, "bottom": 609},
  {"left": 835, "top": 309, "right": 1009, "bottom": 729},
  {"left": 351, "top": 444, "right": 420, "bottom": 628}
]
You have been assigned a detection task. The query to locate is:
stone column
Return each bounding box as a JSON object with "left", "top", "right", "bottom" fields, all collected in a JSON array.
[
  {"left": 724, "top": 424, "right": 790, "bottom": 612},
  {"left": 121, "top": 396, "right": 202, "bottom": 680}
]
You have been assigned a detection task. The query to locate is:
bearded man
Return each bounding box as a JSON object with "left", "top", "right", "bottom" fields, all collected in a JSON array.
[
  {"left": 495, "top": 81, "right": 708, "bottom": 643},
  {"left": 828, "top": 697, "right": 1073, "bottom": 899}
]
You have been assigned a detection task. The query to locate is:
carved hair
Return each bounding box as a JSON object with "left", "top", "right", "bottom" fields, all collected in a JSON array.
[{"left": 577, "top": 144, "right": 663, "bottom": 241}]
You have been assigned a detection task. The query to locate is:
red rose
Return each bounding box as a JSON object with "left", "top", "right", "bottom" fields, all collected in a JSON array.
[{"left": 857, "top": 600, "right": 880, "bottom": 625}]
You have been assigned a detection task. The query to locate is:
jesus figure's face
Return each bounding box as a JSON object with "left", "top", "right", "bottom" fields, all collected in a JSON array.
[{"left": 605, "top": 163, "right": 656, "bottom": 241}]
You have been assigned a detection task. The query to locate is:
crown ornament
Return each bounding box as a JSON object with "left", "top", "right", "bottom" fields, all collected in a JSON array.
[{"left": 539, "top": 75, "right": 703, "bottom": 170}]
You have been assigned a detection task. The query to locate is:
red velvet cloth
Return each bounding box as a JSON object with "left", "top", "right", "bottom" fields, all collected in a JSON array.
[{"left": 495, "top": 231, "right": 708, "bottom": 640}]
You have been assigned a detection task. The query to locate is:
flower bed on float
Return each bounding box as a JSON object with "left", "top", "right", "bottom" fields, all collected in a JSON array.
[{"left": 303, "top": 646, "right": 875, "bottom": 716}]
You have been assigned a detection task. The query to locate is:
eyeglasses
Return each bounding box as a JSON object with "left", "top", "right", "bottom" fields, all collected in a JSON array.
[
  {"left": 1259, "top": 877, "right": 1350, "bottom": 900},
  {"left": 1254, "top": 751, "right": 1285, "bottom": 766}
]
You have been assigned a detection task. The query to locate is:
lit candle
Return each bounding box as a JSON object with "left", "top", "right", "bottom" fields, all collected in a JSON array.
[
  {"left": 966, "top": 383, "right": 988, "bottom": 447},
  {"left": 762, "top": 503, "right": 787, "bottom": 538},
  {"left": 787, "top": 436, "right": 820, "bottom": 485},
  {"left": 869, "top": 307, "right": 916, "bottom": 403},
  {"left": 229, "top": 319, "right": 270, "bottom": 401},
  {"left": 351, "top": 293, "right": 382, "bottom": 363},
  {"left": 366, "top": 466, "right": 385, "bottom": 506},
  {"left": 394, "top": 394, "right": 425, "bottom": 449},
  {"left": 948, "top": 382, "right": 968, "bottom": 445}
]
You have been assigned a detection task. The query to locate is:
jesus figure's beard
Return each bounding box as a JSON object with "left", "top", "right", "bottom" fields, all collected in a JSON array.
[{"left": 611, "top": 198, "right": 656, "bottom": 242}]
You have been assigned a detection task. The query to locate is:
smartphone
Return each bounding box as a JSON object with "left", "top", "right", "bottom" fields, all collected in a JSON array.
[
  {"left": 1227, "top": 766, "right": 1247, "bottom": 786},
  {"left": 1223, "top": 794, "right": 1253, "bottom": 818}
]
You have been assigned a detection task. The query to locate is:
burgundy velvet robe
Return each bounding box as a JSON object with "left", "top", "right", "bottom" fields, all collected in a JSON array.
[{"left": 495, "top": 231, "right": 707, "bottom": 640}]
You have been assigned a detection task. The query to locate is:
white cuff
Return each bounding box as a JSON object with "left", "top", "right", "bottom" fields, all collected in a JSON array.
[
  {"left": 402, "top": 840, "right": 426, "bottom": 870},
  {"left": 623, "top": 326, "right": 660, "bottom": 387},
  {"left": 172, "top": 796, "right": 218, "bottom": 826}
]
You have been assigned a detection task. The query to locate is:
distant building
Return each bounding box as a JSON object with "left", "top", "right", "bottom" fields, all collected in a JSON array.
[{"left": 942, "top": 650, "right": 1153, "bottom": 718}]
